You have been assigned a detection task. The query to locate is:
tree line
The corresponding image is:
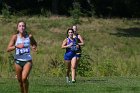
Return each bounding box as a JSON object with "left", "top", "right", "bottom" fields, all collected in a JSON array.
[{"left": 0, "top": 0, "right": 140, "bottom": 18}]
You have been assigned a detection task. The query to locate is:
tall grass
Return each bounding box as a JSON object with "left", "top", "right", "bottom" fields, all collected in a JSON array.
[{"left": 0, "top": 16, "right": 140, "bottom": 78}]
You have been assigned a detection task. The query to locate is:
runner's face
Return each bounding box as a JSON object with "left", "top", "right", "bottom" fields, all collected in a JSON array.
[
  {"left": 68, "top": 30, "right": 73, "bottom": 38},
  {"left": 72, "top": 26, "right": 77, "bottom": 32},
  {"left": 17, "top": 22, "right": 26, "bottom": 34}
]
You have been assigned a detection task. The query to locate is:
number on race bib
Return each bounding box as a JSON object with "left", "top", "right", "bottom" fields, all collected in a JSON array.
[{"left": 18, "top": 48, "right": 30, "bottom": 54}]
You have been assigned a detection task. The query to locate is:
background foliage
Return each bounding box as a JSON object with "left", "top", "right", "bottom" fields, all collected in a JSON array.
[
  {"left": 0, "top": 0, "right": 140, "bottom": 18},
  {"left": 0, "top": 16, "right": 140, "bottom": 78}
]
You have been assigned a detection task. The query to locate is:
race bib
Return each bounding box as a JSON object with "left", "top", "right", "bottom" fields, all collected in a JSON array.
[{"left": 17, "top": 48, "right": 30, "bottom": 55}]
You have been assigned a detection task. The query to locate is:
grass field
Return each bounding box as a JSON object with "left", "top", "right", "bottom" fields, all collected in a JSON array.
[
  {"left": 0, "top": 17, "right": 140, "bottom": 77},
  {"left": 0, "top": 16, "right": 140, "bottom": 93},
  {"left": 0, "top": 77, "right": 140, "bottom": 93}
]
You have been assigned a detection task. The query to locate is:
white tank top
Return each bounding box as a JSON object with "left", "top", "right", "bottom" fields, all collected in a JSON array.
[{"left": 14, "top": 34, "right": 32, "bottom": 61}]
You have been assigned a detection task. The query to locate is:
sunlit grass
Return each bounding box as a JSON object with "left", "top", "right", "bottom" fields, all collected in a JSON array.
[
  {"left": 0, "top": 16, "right": 140, "bottom": 77},
  {"left": 0, "top": 77, "right": 140, "bottom": 93}
]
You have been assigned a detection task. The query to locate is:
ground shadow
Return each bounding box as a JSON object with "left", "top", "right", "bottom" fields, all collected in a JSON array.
[{"left": 110, "top": 27, "right": 140, "bottom": 37}]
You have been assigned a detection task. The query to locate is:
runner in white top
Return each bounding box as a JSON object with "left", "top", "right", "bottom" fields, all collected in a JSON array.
[
  {"left": 7, "top": 21, "right": 37, "bottom": 93},
  {"left": 15, "top": 33, "right": 32, "bottom": 61}
]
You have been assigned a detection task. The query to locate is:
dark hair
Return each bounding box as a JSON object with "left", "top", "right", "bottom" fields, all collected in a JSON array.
[
  {"left": 67, "top": 28, "right": 74, "bottom": 34},
  {"left": 66, "top": 28, "right": 74, "bottom": 37}
]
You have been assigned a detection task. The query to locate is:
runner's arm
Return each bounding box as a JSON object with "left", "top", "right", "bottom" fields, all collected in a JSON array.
[{"left": 7, "top": 35, "right": 17, "bottom": 52}]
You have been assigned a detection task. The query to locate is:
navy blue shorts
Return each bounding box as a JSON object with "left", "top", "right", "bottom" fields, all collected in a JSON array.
[
  {"left": 64, "top": 52, "right": 76, "bottom": 60},
  {"left": 15, "top": 60, "right": 32, "bottom": 68},
  {"left": 64, "top": 52, "right": 81, "bottom": 60},
  {"left": 76, "top": 53, "right": 81, "bottom": 58}
]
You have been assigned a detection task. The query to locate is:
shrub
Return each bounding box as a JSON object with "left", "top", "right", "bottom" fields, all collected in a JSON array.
[
  {"left": 69, "top": 2, "right": 82, "bottom": 24},
  {"left": 1, "top": 4, "right": 11, "bottom": 19},
  {"left": 77, "top": 51, "right": 92, "bottom": 77}
]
